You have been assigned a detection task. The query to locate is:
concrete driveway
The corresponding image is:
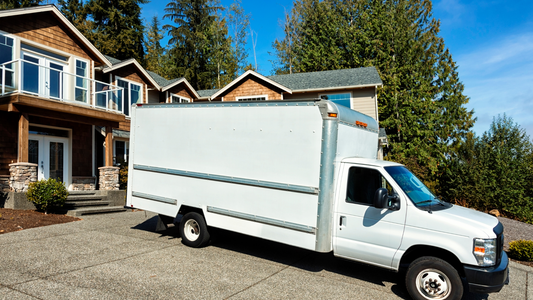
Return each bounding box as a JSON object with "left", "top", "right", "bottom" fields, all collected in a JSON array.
[{"left": 0, "top": 210, "right": 530, "bottom": 299}]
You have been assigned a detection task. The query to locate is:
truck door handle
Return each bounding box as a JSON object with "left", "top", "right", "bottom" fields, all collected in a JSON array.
[{"left": 339, "top": 216, "right": 346, "bottom": 226}]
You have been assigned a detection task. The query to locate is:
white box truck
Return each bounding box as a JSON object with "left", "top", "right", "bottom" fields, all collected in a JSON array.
[{"left": 126, "top": 100, "right": 508, "bottom": 300}]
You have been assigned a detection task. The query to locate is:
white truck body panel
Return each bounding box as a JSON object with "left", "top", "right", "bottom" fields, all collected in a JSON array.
[{"left": 127, "top": 100, "right": 378, "bottom": 252}]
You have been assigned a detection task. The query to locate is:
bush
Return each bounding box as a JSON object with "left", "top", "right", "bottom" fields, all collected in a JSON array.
[
  {"left": 508, "top": 240, "right": 533, "bottom": 262},
  {"left": 119, "top": 165, "right": 128, "bottom": 190},
  {"left": 26, "top": 178, "right": 68, "bottom": 213}
]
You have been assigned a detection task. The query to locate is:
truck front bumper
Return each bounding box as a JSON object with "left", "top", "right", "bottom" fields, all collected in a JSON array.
[{"left": 464, "top": 251, "right": 509, "bottom": 294}]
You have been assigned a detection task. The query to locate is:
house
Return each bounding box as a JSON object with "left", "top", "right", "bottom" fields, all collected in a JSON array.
[{"left": 0, "top": 5, "right": 383, "bottom": 195}]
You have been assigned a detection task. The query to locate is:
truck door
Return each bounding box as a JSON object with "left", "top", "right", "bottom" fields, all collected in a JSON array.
[{"left": 333, "top": 164, "right": 406, "bottom": 268}]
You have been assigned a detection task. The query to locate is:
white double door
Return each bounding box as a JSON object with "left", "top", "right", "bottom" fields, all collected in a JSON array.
[
  {"left": 29, "top": 134, "right": 69, "bottom": 184},
  {"left": 21, "top": 51, "right": 66, "bottom": 99}
]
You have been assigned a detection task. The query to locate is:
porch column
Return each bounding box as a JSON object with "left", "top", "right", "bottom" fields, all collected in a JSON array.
[
  {"left": 18, "top": 113, "right": 29, "bottom": 163},
  {"left": 105, "top": 126, "right": 113, "bottom": 166}
]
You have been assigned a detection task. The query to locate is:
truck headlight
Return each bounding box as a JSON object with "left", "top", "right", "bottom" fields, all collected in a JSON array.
[{"left": 473, "top": 238, "right": 497, "bottom": 267}]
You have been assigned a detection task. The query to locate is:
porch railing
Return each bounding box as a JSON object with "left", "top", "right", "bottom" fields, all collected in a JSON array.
[{"left": 1, "top": 59, "right": 124, "bottom": 114}]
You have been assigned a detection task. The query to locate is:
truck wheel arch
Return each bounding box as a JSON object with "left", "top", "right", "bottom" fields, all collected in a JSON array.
[
  {"left": 177, "top": 205, "right": 204, "bottom": 219},
  {"left": 400, "top": 245, "right": 465, "bottom": 277}
]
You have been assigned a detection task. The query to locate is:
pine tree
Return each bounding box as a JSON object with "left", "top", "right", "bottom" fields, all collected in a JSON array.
[
  {"left": 144, "top": 16, "right": 165, "bottom": 74},
  {"left": 0, "top": 0, "right": 43, "bottom": 9},
  {"left": 84, "top": 0, "right": 147, "bottom": 62},
  {"left": 57, "top": 0, "right": 92, "bottom": 37},
  {"left": 273, "top": 0, "right": 475, "bottom": 187}
]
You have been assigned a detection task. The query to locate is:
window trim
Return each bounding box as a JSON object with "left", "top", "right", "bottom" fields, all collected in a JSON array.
[
  {"left": 116, "top": 76, "right": 144, "bottom": 116},
  {"left": 236, "top": 94, "right": 268, "bottom": 101},
  {"left": 170, "top": 93, "right": 190, "bottom": 103},
  {"left": 319, "top": 91, "right": 353, "bottom": 109}
]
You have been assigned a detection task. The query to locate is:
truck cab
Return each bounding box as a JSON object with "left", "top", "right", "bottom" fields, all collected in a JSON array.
[{"left": 333, "top": 158, "right": 508, "bottom": 298}]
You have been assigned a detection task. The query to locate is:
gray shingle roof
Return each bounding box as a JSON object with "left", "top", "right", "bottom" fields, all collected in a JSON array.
[
  {"left": 103, "top": 55, "right": 122, "bottom": 65},
  {"left": 267, "top": 67, "right": 382, "bottom": 91},
  {"left": 197, "top": 89, "right": 220, "bottom": 98}
]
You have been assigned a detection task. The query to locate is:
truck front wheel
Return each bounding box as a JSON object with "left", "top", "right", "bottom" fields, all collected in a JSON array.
[
  {"left": 405, "top": 256, "right": 463, "bottom": 300},
  {"left": 179, "top": 212, "right": 210, "bottom": 248}
]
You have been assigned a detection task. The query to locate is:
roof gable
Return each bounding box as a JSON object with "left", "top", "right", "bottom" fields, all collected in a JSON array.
[
  {"left": 210, "top": 70, "right": 292, "bottom": 99},
  {"left": 0, "top": 5, "right": 112, "bottom": 67}
]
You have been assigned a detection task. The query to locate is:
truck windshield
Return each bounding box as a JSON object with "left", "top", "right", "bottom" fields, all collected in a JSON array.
[{"left": 384, "top": 166, "right": 442, "bottom": 208}]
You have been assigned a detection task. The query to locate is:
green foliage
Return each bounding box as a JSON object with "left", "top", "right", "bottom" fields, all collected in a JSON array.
[
  {"left": 509, "top": 240, "right": 533, "bottom": 262},
  {"left": 442, "top": 115, "right": 533, "bottom": 223},
  {"left": 144, "top": 16, "right": 166, "bottom": 74},
  {"left": 272, "top": 0, "right": 474, "bottom": 186},
  {"left": 0, "top": 0, "right": 42, "bottom": 10},
  {"left": 26, "top": 178, "right": 68, "bottom": 213},
  {"left": 119, "top": 165, "right": 128, "bottom": 190}
]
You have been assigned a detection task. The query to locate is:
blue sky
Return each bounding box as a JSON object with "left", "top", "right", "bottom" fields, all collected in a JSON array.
[{"left": 141, "top": 0, "right": 533, "bottom": 138}]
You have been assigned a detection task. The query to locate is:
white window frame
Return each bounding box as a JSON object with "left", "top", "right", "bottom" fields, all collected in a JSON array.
[
  {"left": 170, "top": 93, "right": 190, "bottom": 103},
  {"left": 0, "top": 33, "right": 15, "bottom": 89},
  {"left": 74, "top": 58, "right": 90, "bottom": 103},
  {"left": 236, "top": 94, "right": 268, "bottom": 101},
  {"left": 116, "top": 76, "right": 143, "bottom": 116},
  {"left": 319, "top": 91, "right": 353, "bottom": 109}
]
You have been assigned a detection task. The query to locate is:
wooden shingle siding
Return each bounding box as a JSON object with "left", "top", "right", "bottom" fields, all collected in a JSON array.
[
  {"left": 0, "top": 13, "right": 99, "bottom": 63},
  {"left": 111, "top": 65, "right": 150, "bottom": 102},
  {"left": 0, "top": 112, "right": 19, "bottom": 175},
  {"left": 119, "top": 119, "right": 131, "bottom": 132},
  {"left": 166, "top": 83, "right": 194, "bottom": 102},
  {"left": 30, "top": 116, "right": 93, "bottom": 177},
  {"left": 222, "top": 77, "right": 282, "bottom": 101}
]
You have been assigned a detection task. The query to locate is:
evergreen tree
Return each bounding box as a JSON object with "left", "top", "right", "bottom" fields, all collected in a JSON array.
[
  {"left": 144, "top": 16, "right": 165, "bottom": 73},
  {"left": 227, "top": 0, "right": 250, "bottom": 75},
  {"left": 57, "top": 0, "right": 92, "bottom": 37},
  {"left": 163, "top": 0, "right": 225, "bottom": 90},
  {"left": 0, "top": 0, "right": 43, "bottom": 9},
  {"left": 273, "top": 0, "right": 475, "bottom": 187},
  {"left": 84, "top": 0, "right": 147, "bottom": 62}
]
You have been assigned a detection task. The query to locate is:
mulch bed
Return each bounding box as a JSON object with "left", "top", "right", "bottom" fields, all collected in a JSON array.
[{"left": 0, "top": 208, "right": 80, "bottom": 234}]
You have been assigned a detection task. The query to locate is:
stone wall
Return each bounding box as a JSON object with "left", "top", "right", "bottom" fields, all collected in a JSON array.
[
  {"left": 9, "top": 163, "right": 37, "bottom": 192},
  {"left": 70, "top": 176, "right": 97, "bottom": 191},
  {"left": 98, "top": 167, "right": 119, "bottom": 190}
]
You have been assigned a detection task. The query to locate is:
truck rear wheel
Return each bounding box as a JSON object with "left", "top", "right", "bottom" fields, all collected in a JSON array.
[
  {"left": 179, "top": 212, "right": 210, "bottom": 248},
  {"left": 405, "top": 256, "right": 463, "bottom": 300}
]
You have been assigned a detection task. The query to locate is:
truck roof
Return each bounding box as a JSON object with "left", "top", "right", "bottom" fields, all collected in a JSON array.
[{"left": 341, "top": 157, "right": 404, "bottom": 167}]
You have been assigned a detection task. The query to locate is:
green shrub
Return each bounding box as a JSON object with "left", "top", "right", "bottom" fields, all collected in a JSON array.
[
  {"left": 119, "top": 165, "right": 128, "bottom": 190},
  {"left": 26, "top": 178, "right": 68, "bottom": 213},
  {"left": 508, "top": 240, "right": 533, "bottom": 262}
]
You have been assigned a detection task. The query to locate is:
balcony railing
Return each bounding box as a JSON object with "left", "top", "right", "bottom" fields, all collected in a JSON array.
[{"left": 1, "top": 59, "right": 124, "bottom": 114}]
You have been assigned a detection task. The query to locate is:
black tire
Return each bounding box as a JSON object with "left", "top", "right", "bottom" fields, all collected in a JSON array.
[
  {"left": 179, "top": 212, "right": 210, "bottom": 248},
  {"left": 405, "top": 256, "right": 463, "bottom": 300}
]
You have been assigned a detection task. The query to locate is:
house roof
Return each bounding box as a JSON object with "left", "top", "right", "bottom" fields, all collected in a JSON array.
[
  {"left": 210, "top": 70, "right": 293, "bottom": 99},
  {"left": 102, "top": 58, "right": 161, "bottom": 88},
  {"left": 0, "top": 5, "right": 112, "bottom": 68},
  {"left": 197, "top": 89, "right": 220, "bottom": 98},
  {"left": 267, "top": 67, "right": 383, "bottom": 92}
]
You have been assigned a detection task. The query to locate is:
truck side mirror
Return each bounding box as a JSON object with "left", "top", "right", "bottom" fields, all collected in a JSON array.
[
  {"left": 374, "top": 188, "right": 401, "bottom": 210},
  {"left": 374, "top": 188, "right": 388, "bottom": 209}
]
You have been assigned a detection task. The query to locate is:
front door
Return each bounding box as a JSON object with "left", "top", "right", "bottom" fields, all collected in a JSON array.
[
  {"left": 333, "top": 164, "right": 406, "bottom": 268},
  {"left": 29, "top": 134, "right": 69, "bottom": 184}
]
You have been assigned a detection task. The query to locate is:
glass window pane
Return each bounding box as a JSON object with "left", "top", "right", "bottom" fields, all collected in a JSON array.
[
  {"left": 22, "top": 55, "right": 40, "bottom": 94},
  {"left": 49, "top": 142, "right": 64, "bottom": 182},
  {"left": 49, "top": 63, "right": 63, "bottom": 98},
  {"left": 130, "top": 84, "right": 141, "bottom": 105},
  {"left": 0, "top": 44, "right": 12, "bottom": 64},
  {"left": 322, "top": 93, "right": 351, "bottom": 108}
]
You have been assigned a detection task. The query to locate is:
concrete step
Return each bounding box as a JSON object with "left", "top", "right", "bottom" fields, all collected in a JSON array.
[
  {"left": 66, "top": 206, "right": 128, "bottom": 217},
  {"left": 66, "top": 194, "right": 105, "bottom": 201},
  {"left": 68, "top": 190, "right": 97, "bottom": 196},
  {"left": 64, "top": 200, "right": 112, "bottom": 208}
]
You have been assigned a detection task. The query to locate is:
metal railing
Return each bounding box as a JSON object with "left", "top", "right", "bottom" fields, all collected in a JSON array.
[{"left": 1, "top": 59, "right": 124, "bottom": 114}]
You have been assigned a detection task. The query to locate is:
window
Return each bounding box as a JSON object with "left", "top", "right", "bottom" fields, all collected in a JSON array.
[
  {"left": 236, "top": 95, "right": 267, "bottom": 101},
  {"left": 0, "top": 34, "right": 14, "bottom": 87},
  {"left": 320, "top": 93, "right": 351, "bottom": 108},
  {"left": 171, "top": 94, "right": 190, "bottom": 103},
  {"left": 114, "top": 140, "right": 129, "bottom": 165},
  {"left": 75, "top": 60, "right": 88, "bottom": 103},
  {"left": 346, "top": 167, "right": 394, "bottom": 205},
  {"left": 117, "top": 78, "right": 143, "bottom": 116}
]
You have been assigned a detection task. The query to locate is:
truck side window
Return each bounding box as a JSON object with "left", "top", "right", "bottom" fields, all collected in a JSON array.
[{"left": 346, "top": 167, "right": 394, "bottom": 205}]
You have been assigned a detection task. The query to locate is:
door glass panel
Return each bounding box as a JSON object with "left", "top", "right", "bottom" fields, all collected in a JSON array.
[
  {"left": 22, "top": 55, "right": 40, "bottom": 94},
  {"left": 118, "top": 80, "right": 130, "bottom": 115},
  {"left": 49, "top": 63, "right": 63, "bottom": 98},
  {"left": 75, "top": 60, "right": 87, "bottom": 103},
  {"left": 29, "top": 140, "right": 39, "bottom": 174},
  {"left": 49, "top": 142, "right": 64, "bottom": 182}
]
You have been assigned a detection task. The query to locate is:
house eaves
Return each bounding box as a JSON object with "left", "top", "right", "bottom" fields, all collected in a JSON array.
[
  {"left": 291, "top": 83, "right": 382, "bottom": 94},
  {"left": 210, "top": 70, "right": 292, "bottom": 100},
  {"left": 102, "top": 59, "right": 160, "bottom": 88},
  {"left": 0, "top": 5, "right": 112, "bottom": 68},
  {"left": 161, "top": 78, "right": 200, "bottom": 99}
]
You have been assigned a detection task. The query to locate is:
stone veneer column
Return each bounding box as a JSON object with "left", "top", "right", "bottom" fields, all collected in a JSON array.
[
  {"left": 98, "top": 166, "right": 120, "bottom": 190},
  {"left": 9, "top": 163, "right": 38, "bottom": 192}
]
